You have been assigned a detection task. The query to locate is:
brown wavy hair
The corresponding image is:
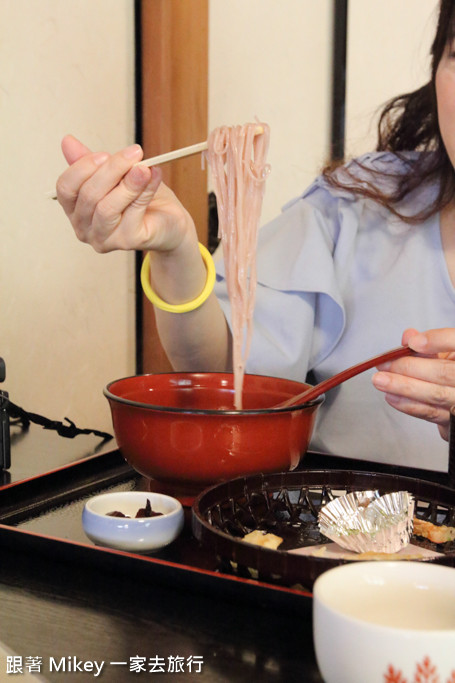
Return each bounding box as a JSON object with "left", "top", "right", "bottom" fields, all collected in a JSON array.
[{"left": 323, "top": 0, "right": 455, "bottom": 222}]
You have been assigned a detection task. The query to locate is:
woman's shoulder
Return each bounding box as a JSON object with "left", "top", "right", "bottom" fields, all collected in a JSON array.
[
  {"left": 342, "top": 150, "right": 419, "bottom": 174},
  {"left": 257, "top": 151, "right": 438, "bottom": 252},
  {"left": 303, "top": 151, "right": 419, "bottom": 200},
  {"left": 288, "top": 150, "right": 438, "bottom": 220}
]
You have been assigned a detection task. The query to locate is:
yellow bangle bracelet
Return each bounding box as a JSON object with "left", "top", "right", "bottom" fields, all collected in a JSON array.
[{"left": 140, "top": 242, "right": 216, "bottom": 313}]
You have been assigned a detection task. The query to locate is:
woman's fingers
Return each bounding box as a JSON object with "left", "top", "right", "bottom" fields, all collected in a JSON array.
[
  {"left": 372, "top": 364, "right": 455, "bottom": 406},
  {"left": 375, "top": 354, "right": 455, "bottom": 387},
  {"left": 73, "top": 144, "right": 144, "bottom": 225},
  {"left": 56, "top": 135, "right": 195, "bottom": 254},
  {"left": 57, "top": 137, "right": 144, "bottom": 216},
  {"left": 57, "top": 138, "right": 161, "bottom": 249},
  {"left": 372, "top": 327, "right": 455, "bottom": 440},
  {"left": 372, "top": 368, "right": 453, "bottom": 438},
  {"left": 406, "top": 327, "right": 455, "bottom": 355},
  {"left": 57, "top": 149, "right": 111, "bottom": 215},
  {"left": 90, "top": 166, "right": 163, "bottom": 252},
  {"left": 383, "top": 392, "right": 450, "bottom": 440}
]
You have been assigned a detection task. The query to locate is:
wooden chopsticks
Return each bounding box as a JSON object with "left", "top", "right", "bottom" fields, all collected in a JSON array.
[
  {"left": 46, "top": 125, "right": 265, "bottom": 200},
  {"left": 45, "top": 140, "right": 208, "bottom": 200}
]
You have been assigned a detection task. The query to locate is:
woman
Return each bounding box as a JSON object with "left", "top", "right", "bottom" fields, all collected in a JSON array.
[{"left": 56, "top": 0, "right": 455, "bottom": 472}]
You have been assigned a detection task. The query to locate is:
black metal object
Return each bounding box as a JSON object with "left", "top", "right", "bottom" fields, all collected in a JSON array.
[
  {"left": 0, "top": 357, "right": 112, "bottom": 472},
  {"left": 331, "top": 0, "right": 348, "bottom": 161},
  {"left": 4, "top": 400, "right": 112, "bottom": 442},
  {"left": 0, "top": 359, "right": 11, "bottom": 470},
  {"left": 449, "top": 406, "right": 455, "bottom": 488}
]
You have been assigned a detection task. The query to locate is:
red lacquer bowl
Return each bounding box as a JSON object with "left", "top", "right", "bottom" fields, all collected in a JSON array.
[{"left": 104, "top": 372, "right": 324, "bottom": 486}]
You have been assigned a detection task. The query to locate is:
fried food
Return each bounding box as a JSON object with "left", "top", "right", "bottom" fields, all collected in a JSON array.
[
  {"left": 242, "top": 529, "right": 283, "bottom": 550},
  {"left": 413, "top": 517, "right": 455, "bottom": 544}
]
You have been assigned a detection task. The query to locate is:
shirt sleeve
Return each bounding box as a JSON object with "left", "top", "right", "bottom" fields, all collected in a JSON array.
[{"left": 214, "top": 177, "right": 352, "bottom": 381}]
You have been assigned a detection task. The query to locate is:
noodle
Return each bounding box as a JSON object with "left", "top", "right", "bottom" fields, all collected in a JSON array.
[{"left": 206, "top": 122, "right": 271, "bottom": 409}]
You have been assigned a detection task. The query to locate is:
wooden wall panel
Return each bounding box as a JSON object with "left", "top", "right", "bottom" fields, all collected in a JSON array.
[{"left": 140, "top": 0, "right": 209, "bottom": 372}]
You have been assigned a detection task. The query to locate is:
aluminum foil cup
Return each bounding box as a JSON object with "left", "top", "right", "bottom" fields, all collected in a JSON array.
[{"left": 318, "top": 490, "right": 414, "bottom": 554}]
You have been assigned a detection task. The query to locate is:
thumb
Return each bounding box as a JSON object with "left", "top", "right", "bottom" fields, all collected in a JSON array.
[
  {"left": 402, "top": 328, "right": 420, "bottom": 346},
  {"left": 61, "top": 134, "right": 93, "bottom": 165}
]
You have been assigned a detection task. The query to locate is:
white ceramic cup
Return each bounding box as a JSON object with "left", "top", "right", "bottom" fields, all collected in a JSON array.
[{"left": 313, "top": 561, "right": 455, "bottom": 683}]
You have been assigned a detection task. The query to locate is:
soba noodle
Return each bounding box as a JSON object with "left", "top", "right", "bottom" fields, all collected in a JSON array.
[{"left": 206, "top": 122, "right": 271, "bottom": 409}]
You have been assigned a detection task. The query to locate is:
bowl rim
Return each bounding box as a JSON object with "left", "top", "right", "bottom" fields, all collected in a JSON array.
[
  {"left": 313, "top": 560, "right": 455, "bottom": 635},
  {"left": 314, "top": 558, "right": 455, "bottom": 587},
  {"left": 83, "top": 491, "right": 183, "bottom": 521},
  {"left": 103, "top": 371, "right": 324, "bottom": 415}
]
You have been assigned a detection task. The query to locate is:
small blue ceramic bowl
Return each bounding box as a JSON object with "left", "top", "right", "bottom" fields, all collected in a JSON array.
[{"left": 82, "top": 491, "right": 184, "bottom": 553}]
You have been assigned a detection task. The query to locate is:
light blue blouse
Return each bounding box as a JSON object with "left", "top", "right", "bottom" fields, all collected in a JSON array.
[{"left": 214, "top": 152, "right": 455, "bottom": 472}]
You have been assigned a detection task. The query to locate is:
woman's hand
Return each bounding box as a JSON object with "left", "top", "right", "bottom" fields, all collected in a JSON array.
[
  {"left": 372, "top": 328, "right": 455, "bottom": 440},
  {"left": 56, "top": 136, "right": 231, "bottom": 373},
  {"left": 56, "top": 135, "right": 195, "bottom": 253}
]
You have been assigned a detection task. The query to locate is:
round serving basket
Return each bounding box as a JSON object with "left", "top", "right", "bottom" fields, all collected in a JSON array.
[{"left": 192, "top": 469, "right": 455, "bottom": 590}]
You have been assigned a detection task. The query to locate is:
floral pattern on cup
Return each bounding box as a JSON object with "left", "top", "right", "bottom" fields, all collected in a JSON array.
[{"left": 384, "top": 656, "right": 455, "bottom": 683}]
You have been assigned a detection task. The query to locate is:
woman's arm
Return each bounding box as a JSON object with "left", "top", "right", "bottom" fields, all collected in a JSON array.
[
  {"left": 57, "top": 135, "right": 231, "bottom": 371},
  {"left": 372, "top": 327, "right": 455, "bottom": 440}
]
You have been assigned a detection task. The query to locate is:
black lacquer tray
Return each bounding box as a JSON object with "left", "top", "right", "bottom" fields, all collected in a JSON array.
[
  {"left": 2, "top": 448, "right": 455, "bottom": 602},
  {"left": 0, "top": 449, "right": 313, "bottom": 613},
  {"left": 192, "top": 469, "right": 455, "bottom": 589}
]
